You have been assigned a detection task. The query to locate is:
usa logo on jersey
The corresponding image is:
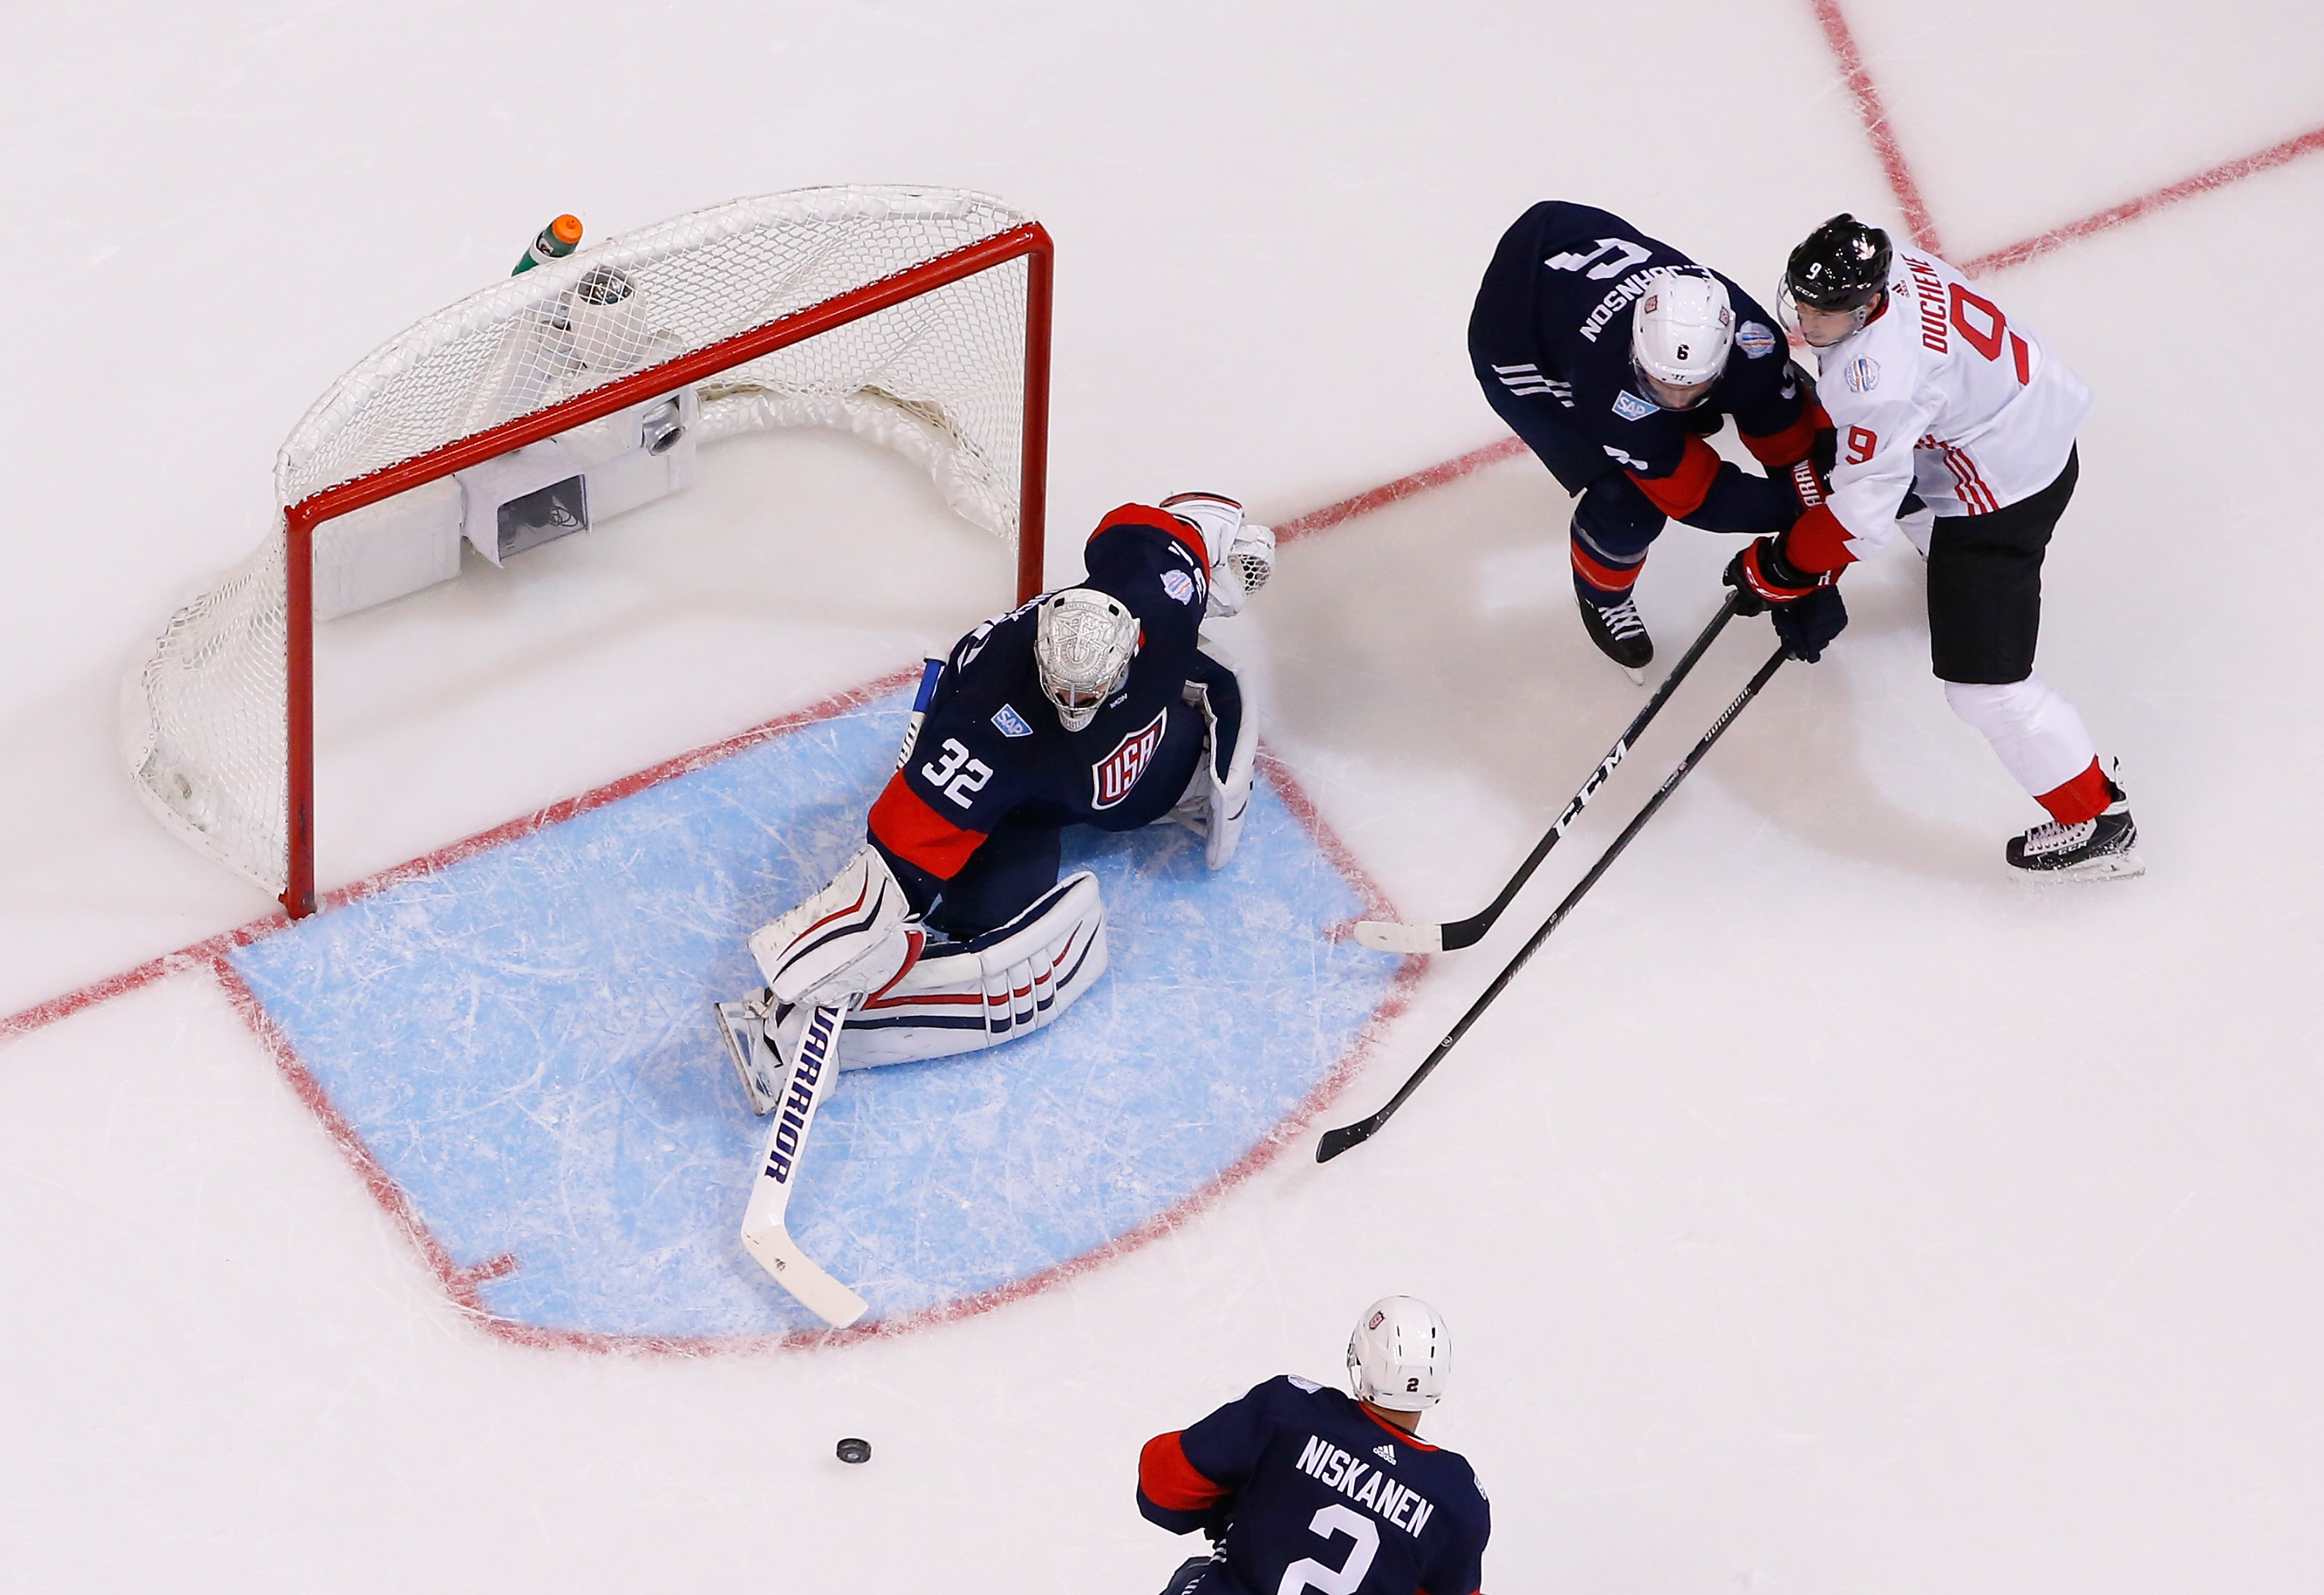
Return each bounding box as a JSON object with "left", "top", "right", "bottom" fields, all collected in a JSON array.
[{"left": 1092, "top": 708, "right": 1167, "bottom": 810}]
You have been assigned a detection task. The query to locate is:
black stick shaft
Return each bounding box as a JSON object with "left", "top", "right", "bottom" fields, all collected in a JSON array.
[
  {"left": 1436, "top": 593, "right": 1739, "bottom": 950},
  {"left": 1318, "top": 644, "right": 1789, "bottom": 1162}
]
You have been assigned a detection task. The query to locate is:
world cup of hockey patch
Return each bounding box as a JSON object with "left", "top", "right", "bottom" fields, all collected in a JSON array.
[
  {"left": 1611, "top": 390, "right": 1658, "bottom": 421},
  {"left": 1736, "top": 320, "right": 1777, "bottom": 359},
  {"left": 991, "top": 703, "right": 1035, "bottom": 738},
  {"left": 1844, "top": 356, "right": 1881, "bottom": 393},
  {"left": 1160, "top": 568, "right": 1197, "bottom": 606},
  {"left": 1091, "top": 707, "right": 1167, "bottom": 810}
]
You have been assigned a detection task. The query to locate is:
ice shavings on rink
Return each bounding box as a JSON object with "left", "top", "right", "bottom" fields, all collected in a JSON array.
[{"left": 226, "top": 686, "right": 1396, "bottom": 1339}]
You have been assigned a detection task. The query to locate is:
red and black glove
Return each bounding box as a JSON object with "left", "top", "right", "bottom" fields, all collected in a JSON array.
[
  {"left": 1723, "top": 532, "right": 1827, "bottom": 614},
  {"left": 1724, "top": 534, "right": 1848, "bottom": 662},
  {"left": 1779, "top": 456, "right": 1831, "bottom": 517}
]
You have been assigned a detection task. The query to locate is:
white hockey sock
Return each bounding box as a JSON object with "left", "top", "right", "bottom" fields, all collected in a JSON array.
[{"left": 1942, "top": 675, "right": 2099, "bottom": 799}]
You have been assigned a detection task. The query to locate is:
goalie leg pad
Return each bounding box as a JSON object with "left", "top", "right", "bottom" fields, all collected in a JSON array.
[
  {"left": 749, "top": 843, "right": 922, "bottom": 1006},
  {"left": 834, "top": 871, "right": 1109, "bottom": 1068}
]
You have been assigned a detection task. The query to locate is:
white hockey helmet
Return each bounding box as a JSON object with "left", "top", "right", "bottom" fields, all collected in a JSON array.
[
  {"left": 1630, "top": 269, "right": 1735, "bottom": 407},
  {"left": 1033, "top": 587, "right": 1140, "bottom": 731},
  {"left": 1346, "top": 1295, "right": 1450, "bottom": 1412}
]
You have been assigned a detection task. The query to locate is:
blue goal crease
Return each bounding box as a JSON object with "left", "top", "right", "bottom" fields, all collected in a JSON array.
[{"left": 229, "top": 686, "right": 1400, "bottom": 1339}]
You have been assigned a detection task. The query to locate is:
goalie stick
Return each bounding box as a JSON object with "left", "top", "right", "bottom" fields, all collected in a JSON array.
[
  {"left": 1354, "top": 591, "right": 1741, "bottom": 954},
  {"left": 737, "top": 999, "right": 870, "bottom": 1327},
  {"left": 1318, "top": 641, "right": 1790, "bottom": 1163}
]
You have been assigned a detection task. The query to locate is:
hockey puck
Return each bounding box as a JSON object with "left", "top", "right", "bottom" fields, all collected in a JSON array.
[{"left": 836, "top": 1437, "right": 871, "bottom": 1465}]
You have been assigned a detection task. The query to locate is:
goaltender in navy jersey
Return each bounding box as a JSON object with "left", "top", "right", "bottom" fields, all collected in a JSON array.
[
  {"left": 1470, "top": 200, "right": 1820, "bottom": 532},
  {"left": 1140, "top": 1377, "right": 1491, "bottom": 1595},
  {"left": 867, "top": 504, "right": 1239, "bottom": 935}
]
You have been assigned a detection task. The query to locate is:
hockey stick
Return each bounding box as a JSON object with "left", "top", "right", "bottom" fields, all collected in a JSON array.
[
  {"left": 1318, "top": 642, "right": 1789, "bottom": 1163},
  {"left": 738, "top": 999, "right": 870, "bottom": 1327},
  {"left": 1353, "top": 591, "right": 1743, "bottom": 954}
]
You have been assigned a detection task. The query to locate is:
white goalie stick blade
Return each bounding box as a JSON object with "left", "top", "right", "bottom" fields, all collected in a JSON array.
[
  {"left": 737, "top": 1001, "right": 868, "bottom": 1329},
  {"left": 1352, "top": 919, "right": 1446, "bottom": 955}
]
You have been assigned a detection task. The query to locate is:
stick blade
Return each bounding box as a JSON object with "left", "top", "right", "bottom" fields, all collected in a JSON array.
[
  {"left": 1351, "top": 919, "right": 1443, "bottom": 955},
  {"left": 1315, "top": 1118, "right": 1378, "bottom": 1162},
  {"left": 741, "top": 1219, "right": 869, "bottom": 1328}
]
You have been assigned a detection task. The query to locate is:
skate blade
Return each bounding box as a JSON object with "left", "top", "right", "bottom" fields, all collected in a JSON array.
[
  {"left": 1623, "top": 664, "right": 1646, "bottom": 686},
  {"left": 2015, "top": 848, "right": 2145, "bottom": 883},
  {"left": 714, "top": 1000, "right": 781, "bottom": 1115}
]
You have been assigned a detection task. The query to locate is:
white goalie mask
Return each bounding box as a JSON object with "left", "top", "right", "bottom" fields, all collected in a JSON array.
[
  {"left": 1034, "top": 587, "right": 1140, "bottom": 731},
  {"left": 1346, "top": 1295, "right": 1449, "bottom": 1412},
  {"left": 1630, "top": 269, "right": 1734, "bottom": 409}
]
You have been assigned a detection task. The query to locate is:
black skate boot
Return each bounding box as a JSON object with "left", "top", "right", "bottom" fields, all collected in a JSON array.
[
  {"left": 2006, "top": 772, "right": 2143, "bottom": 881},
  {"left": 1577, "top": 593, "right": 1653, "bottom": 684}
]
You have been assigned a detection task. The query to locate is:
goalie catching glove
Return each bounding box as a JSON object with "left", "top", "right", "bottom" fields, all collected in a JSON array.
[
  {"left": 1167, "top": 635, "right": 1260, "bottom": 870},
  {"left": 1160, "top": 492, "right": 1276, "bottom": 620}
]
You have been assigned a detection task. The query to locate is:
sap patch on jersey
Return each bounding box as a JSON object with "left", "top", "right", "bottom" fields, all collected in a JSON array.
[
  {"left": 1093, "top": 708, "right": 1168, "bottom": 810},
  {"left": 1611, "top": 390, "right": 1657, "bottom": 421},
  {"left": 991, "top": 703, "right": 1035, "bottom": 737}
]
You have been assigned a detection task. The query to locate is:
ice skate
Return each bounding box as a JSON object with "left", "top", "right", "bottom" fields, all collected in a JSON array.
[
  {"left": 1577, "top": 593, "right": 1652, "bottom": 684},
  {"left": 714, "top": 988, "right": 788, "bottom": 1114},
  {"left": 2006, "top": 777, "right": 2143, "bottom": 881}
]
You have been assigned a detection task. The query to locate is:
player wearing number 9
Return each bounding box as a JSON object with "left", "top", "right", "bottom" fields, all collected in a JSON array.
[
  {"left": 1137, "top": 1298, "right": 1491, "bottom": 1595},
  {"left": 1731, "top": 215, "right": 2140, "bottom": 879}
]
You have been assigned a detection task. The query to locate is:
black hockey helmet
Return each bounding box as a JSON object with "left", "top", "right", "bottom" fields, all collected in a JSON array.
[{"left": 1784, "top": 215, "right": 1892, "bottom": 311}]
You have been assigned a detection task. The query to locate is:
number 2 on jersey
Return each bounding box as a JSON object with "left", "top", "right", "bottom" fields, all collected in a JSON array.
[
  {"left": 1278, "top": 1504, "right": 1380, "bottom": 1595},
  {"left": 920, "top": 737, "right": 993, "bottom": 810}
]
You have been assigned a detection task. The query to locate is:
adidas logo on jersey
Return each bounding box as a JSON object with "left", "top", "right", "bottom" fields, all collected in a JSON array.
[
  {"left": 1490, "top": 362, "right": 1573, "bottom": 407},
  {"left": 1373, "top": 1443, "right": 1397, "bottom": 1464}
]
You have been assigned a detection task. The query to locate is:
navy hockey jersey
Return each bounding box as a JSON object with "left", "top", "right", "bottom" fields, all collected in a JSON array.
[
  {"left": 1470, "top": 200, "right": 1821, "bottom": 531},
  {"left": 868, "top": 504, "right": 1235, "bottom": 913},
  {"left": 1140, "top": 1376, "right": 1491, "bottom": 1595}
]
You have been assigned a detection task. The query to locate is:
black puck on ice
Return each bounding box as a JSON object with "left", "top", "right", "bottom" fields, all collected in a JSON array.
[{"left": 836, "top": 1437, "right": 871, "bottom": 1465}]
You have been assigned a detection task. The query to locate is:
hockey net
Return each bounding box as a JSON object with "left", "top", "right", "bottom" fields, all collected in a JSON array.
[{"left": 123, "top": 185, "right": 1051, "bottom": 915}]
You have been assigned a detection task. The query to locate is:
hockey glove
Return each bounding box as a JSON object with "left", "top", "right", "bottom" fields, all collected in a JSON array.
[
  {"left": 1769, "top": 583, "right": 1848, "bottom": 662},
  {"left": 1722, "top": 534, "right": 1828, "bottom": 616},
  {"left": 1779, "top": 456, "right": 1832, "bottom": 517}
]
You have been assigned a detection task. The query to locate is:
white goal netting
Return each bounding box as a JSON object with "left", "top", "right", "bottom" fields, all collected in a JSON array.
[{"left": 124, "top": 185, "right": 1041, "bottom": 897}]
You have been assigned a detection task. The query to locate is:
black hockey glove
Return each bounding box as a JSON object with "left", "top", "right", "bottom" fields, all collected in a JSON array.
[
  {"left": 1722, "top": 534, "right": 1825, "bottom": 616},
  {"left": 1769, "top": 583, "right": 1847, "bottom": 662}
]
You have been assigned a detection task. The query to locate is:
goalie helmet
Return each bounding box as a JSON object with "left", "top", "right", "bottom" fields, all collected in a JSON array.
[
  {"left": 1034, "top": 587, "right": 1140, "bottom": 731},
  {"left": 1629, "top": 269, "right": 1734, "bottom": 408},
  {"left": 1346, "top": 1295, "right": 1449, "bottom": 1412}
]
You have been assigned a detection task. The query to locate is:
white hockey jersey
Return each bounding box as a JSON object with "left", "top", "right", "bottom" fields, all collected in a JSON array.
[{"left": 1810, "top": 248, "right": 2092, "bottom": 561}]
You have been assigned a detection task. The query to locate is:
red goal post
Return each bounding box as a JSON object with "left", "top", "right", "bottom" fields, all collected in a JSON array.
[{"left": 123, "top": 187, "right": 1053, "bottom": 919}]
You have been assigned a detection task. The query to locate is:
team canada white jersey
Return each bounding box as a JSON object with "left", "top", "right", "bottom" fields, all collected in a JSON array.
[{"left": 1814, "top": 248, "right": 2093, "bottom": 555}]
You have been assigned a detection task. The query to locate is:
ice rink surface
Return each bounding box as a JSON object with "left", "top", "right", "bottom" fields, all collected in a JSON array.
[{"left": 4, "top": 2, "right": 2322, "bottom": 1590}]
